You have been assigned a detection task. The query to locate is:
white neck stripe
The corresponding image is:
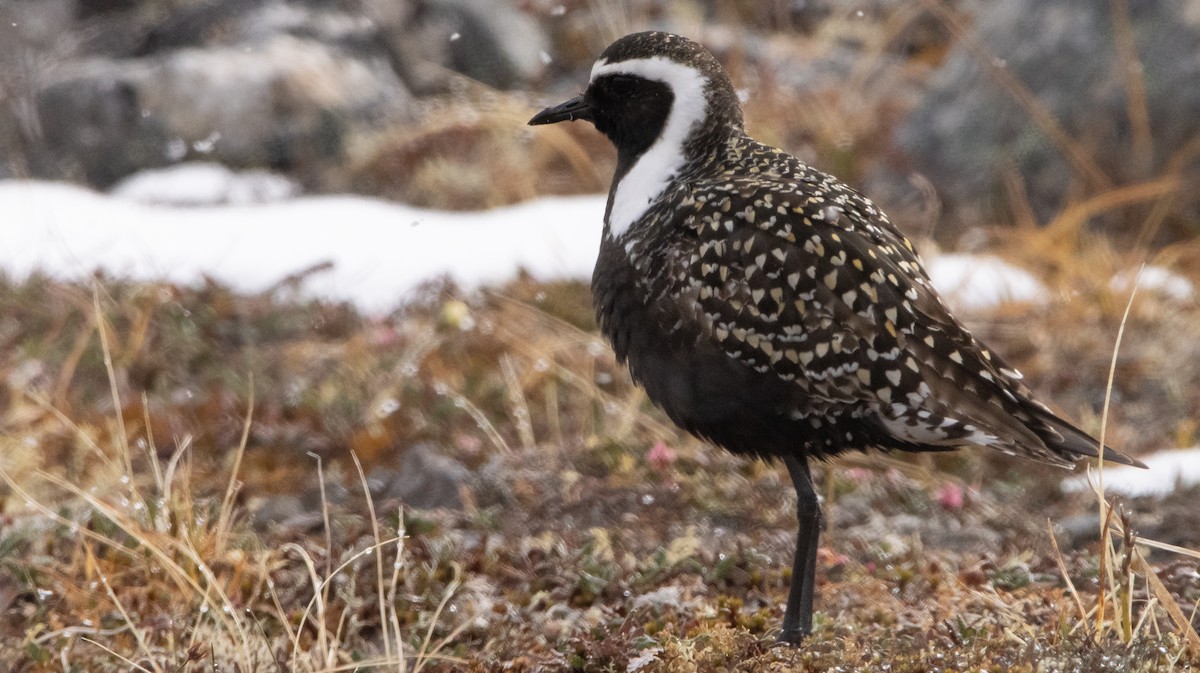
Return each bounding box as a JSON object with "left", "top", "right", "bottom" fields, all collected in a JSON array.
[{"left": 590, "top": 57, "right": 709, "bottom": 239}]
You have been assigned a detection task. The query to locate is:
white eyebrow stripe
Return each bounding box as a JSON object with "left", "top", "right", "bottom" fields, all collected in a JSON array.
[
  {"left": 589, "top": 57, "right": 611, "bottom": 81},
  {"left": 588, "top": 56, "right": 709, "bottom": 240}
]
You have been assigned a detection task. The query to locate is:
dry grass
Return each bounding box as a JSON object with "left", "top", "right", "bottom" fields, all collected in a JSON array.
[
  {"left": 345, "top": 90, "right": 611, "bottom": 210},
  {"left": 0, "top": 287, "right": 469, "bottom": 672},
  {"left": 0, "top": 269, "right": 1197, "bottom": 671}
]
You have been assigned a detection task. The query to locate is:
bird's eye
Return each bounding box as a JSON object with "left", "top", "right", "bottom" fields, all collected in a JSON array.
[{"left": 604, "top": 75, "right": 638, "bottom": 96}]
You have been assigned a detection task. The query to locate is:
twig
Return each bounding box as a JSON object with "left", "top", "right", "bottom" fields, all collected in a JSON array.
[
  {"left": 1047, "top": 519, "right": 1088, "bottom": 627},
  {"left": 1109, "top": 0, "right": 1153, "bottom": 175}
]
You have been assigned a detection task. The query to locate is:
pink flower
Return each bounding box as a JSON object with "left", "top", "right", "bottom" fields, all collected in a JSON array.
[
  {"left": 935, "top": 482, "right": 965, "bottom": 510},
  {"left": 647, "top": 441, "right": 677, "bottom": 471}
]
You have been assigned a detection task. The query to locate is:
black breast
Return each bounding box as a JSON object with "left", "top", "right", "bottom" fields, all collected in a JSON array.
[{"left": 591, "top": 233, "right": 889, "bottom": 461}]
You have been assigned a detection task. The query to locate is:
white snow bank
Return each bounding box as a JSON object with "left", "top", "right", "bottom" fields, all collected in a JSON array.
[
  {"left": 925, "top": 253, "right": 1046, "bottom": 311},
  {"left": 0, "top": 180, "right": 604, "bottom": 313},
  {"left": 111, "top": 162, "right": 301, "bottom": 206},
  {"left": 1110, "top": 265, "right": 1195, "bottom": 302},
  {"left": 1061, "top": 447, "right": 1200, "bottom": 497},
  {"left": 3, "top": 176, "right": 1049, "bottom": 314}
]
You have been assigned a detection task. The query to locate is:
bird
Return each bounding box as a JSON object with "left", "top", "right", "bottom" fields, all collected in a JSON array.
[{"left": 527, "top": 31, "right": 1144, "bottom": 645}]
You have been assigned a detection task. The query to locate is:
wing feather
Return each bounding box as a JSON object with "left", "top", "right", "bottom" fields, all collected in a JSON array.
[{"left": 665, "top": 175, "right": 1068, "bottom": 458}]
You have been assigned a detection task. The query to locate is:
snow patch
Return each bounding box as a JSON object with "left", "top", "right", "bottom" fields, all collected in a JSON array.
[
  {"left": 1110, "top": 265, "right": 1195, "bottom": 302},
  {"left": 0, "top": 180, "right": 603, "bottom": 314},
  {"left": 112, "top": 163, "right": 301, "bottom": 206},
  {"left": 1061, "top": 447, "right": 1200, "bottom": 497},
  {"left": 926, "top": 253, "right": 1045, "bottom": 311}
]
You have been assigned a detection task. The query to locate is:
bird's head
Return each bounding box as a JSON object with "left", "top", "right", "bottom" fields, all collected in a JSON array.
[{"left": 528, "top": 31, "right": 744, "bottom": 165}]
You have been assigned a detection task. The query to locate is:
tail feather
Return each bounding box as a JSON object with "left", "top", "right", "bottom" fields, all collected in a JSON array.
[{"left": 1034, "top": 410, "right": 1146, "bottom": 468}]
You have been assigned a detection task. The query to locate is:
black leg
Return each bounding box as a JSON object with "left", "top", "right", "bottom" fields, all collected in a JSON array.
[{"left": 779, "top": 455, "right": 821, "bottom": 645}]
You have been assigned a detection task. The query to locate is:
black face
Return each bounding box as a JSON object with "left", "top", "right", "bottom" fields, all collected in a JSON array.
[
  {"left": 586, "top": 74, "right": 674, "bottom": 159},
  {"left": 529, "top": 72, "right": 674, "bottom": 164}
]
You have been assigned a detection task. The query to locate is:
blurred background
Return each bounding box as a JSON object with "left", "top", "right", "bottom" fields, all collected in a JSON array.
[{"left": 2, "top": 0, "right": 1198, "bottom": 242}]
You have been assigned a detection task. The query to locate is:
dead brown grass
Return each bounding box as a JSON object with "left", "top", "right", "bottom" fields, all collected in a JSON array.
[
  {"left": 0, "top": 271, "right": 1197, "bottom": 671},
  {"left": 346, "top": 88, "right": 610, "bottom": 210}
]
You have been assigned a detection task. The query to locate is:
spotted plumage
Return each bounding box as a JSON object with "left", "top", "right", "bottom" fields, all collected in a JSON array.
[{"left": 529, "top": 31, "right": 1143, "bottom": 645}]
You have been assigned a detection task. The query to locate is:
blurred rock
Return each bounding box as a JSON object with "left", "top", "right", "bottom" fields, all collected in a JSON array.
[
  {"left": 1055, "top": 513, "right": 1100, "bottom": 547},
  {"left": 368, "top": 442, "right": 471, "bottom": 510},
  {"left": 36, "top": 59, "right": 172, "bottom": 186},
  {"left": 9, "top": 0, "right": 554, "bottom": 193},
  {"left": 75, "top": 0, "right": 138, "bottom": 20},
  {"left": 631, "top": 585, "right": 693, "bottom": 611},
  {"left": 13, "top": 0, "right": 416, "bottom": 188},
  {"left": 401, "top": 0, "right": 549, "bottom": 91},
  {"left": 36, "top": 30, "right": 411, "bottom": 187},
  {"left": 143, "top": 34, "right": 406, "bottom": 165},
  {"left": 75, "top": 0, "right": 393, "bottom": 58},
  {"left": 248, "top": 493, "right": 309, "bottom": 529},
  {"left": 132, "top": 0, "right": 266, "bottom": 55},
  {"left": 890, "top": 0, "right": 1200, "bottom": 243}
]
